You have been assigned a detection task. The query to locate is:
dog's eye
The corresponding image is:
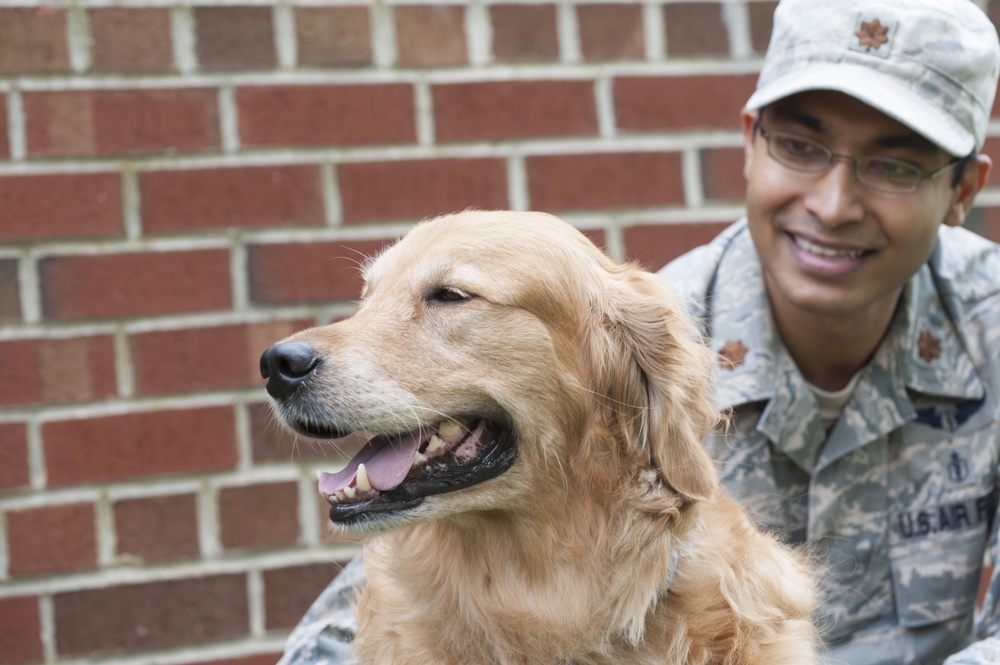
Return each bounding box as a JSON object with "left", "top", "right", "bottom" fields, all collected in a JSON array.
[{"left": 428, "top": 286, "right": 472, "bottom": 304}]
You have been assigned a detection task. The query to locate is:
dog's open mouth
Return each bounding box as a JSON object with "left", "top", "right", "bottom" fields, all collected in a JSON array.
[{"left": 314, "top": 418, "right": 517, "bottom": 525}]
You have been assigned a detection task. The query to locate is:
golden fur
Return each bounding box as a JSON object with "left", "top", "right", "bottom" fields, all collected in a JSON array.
[{"left": 272, "top": 211, "right": 818, "bottom": 664}]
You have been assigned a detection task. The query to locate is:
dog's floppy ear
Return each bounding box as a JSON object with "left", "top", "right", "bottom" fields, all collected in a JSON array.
[{"left": 586, "top": 264, "right": 719, "bottom": 502}]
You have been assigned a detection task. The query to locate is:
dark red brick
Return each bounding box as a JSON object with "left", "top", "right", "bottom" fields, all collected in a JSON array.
[
  {"left": 0, "top": 94, "right": 8, "bottom": 158},
  {"left": 195, "top": 6, "right": 275, "bottom": 71},
  {"left": 527, "top": 152, "right": 684, "bottom": 212},
  {"left": 0, "top": 596, "right": 43, "bottom": 663},
  {"left": 395, "top": 5, "right": 467, "bottom": 66},
  {"left": 43, "top": 406, "right": 238, "bottom": 486},
  {"left": 24, "top": 89, "right": 220, "bottom": 157},
  {"left": 0, "top": 172, "right": 123, "bottom": 242},
  {"left": 263, "top": 563, "right": 343, "bottom": 629},
  {"left": 702, "top": 146, "right": 747, "bottom": 202},
  {"left": 664, "top": 3, "right": 728, "bottom": 57},
  {"left": 0, "top": 259, "right": 21, "bottom": 323},
  {"left": 0, "top": 336, "right": 118, "bottom": 408},
  {"left": 40, "top": 249, "right": 232, "bottom": 321},
  {"left": 54, "top": 574, "right": 249, "bottom": 655},
  {"left": 237, "top": 84, "right": 415, "bottom": 147},
  {"left": 749, "top": 2, "right": 779, "bottom": 53},
  {"left": 0, "top": 423, "right": 30, "bottom": 491},
  {"left": 490, "top": 4, "right": 558, "bottom": 62},
  {"left": 0, "top": 8, "right": 69, "bottom": 73},
  {"left": 433, "top": 80, "right": 598, "bottom": 142},
  {"left": 6, "top": 503, "right": 97, "bottom": 576},
  {"left": 615, "top": 74, "right": 756, "bottom": 131},
  {"left": 90, "top": 8, "right": 173, "bottom": 72},
  {"left": 248, "top": 238, "right": 391, "bottom": 305},
  {"left": 219, "top": 482, "right": 300, "bottom": 550},
  {"left": 115, "top": 494, "right": 200, "bottom": 564},
  {"left": 623, "top": 221, "right": 730, "bottom": 270},
  {"left": 339, "top": 158, "right": 508, "bottom": 223},
  {"left": 140, "top": 165, "right": 324, "bottom": 234},
  {"left": 295, "top": 6, "right": 372, "bottom": 67},
  {"left": 578, "top": 4, "right": 645, "bottom": 61}
]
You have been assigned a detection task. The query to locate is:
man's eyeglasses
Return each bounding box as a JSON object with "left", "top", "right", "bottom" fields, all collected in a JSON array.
[{"left": 755, "top": 123, "right": 961, "bottom": 194}]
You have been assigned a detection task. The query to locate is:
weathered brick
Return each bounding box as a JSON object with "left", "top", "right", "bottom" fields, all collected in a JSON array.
[
  {"left": 24, "top": 89, "right": 220, "bottom": 157},
  {"left": 0, "top": 8, "right": 69, "bottom": 73},
  {"left": 395, "top": 5, "right": 467, "bottom": 66},
  {"left": 526, "top": 152, "right": 684, "bottom": 212},
  {"left": 131, "top": 320, "right": 310, "bottom": 396},
  {"left": 433, "top": 80, "right": 598, "bottom": 142},
  {"left": 749, "top": 2, "right": 779, "bottom": 53},
  {"left": 0, "top": 596, "right": 43, "bottom": 663},
  {"left": 0, "top": 172, "right": 123, "bottom": 242},
  {"left": 219, "top": 482, "right": 300, "bottom": 550},
  {"left": 702, "top": 146, "right": 747, "bottom": 202},
  {"left": 40, "top": 249, "right": 232, "bottom": 321},
  {"left": 237, "top": 84, "right": 416, "bottom": 148},
  {"left": 295, "top": 6, "right": 372, "bottom": 67},
  {"left": 0, "top": 422, "right": 30, "bottom": 491},
  {"left": 623, "top": 221, "right": 730, "bottom": 271},
  {"left": 0, "top": 336, "right": 118, "bottom": 408},
  {"left": 140, "top": 165, "right": 324, "bottom": 234},
  {"left": 0, "top": 259, "right": 21, "bottom": 323},
  {"left": 664, "top": 3, "right": 729, "bottom": 57},
  {"left": 490, "top": 4, "right": 558, "bottom": 62},
  {"left": 90, "top": 8, "right": 173, "bottom": 72},
  {"left": 614, "top": 74, "right": 756, "bottom": 131},
  {"left": 339, "top": 158, "right": 508, "bottom": 223},
  {"left": 54, "top": 574, "right": 249, "bottom": 656},
  {"left": 43, "top": 406, "right": 238, "bottom": 486},
  {"left": 6, "top": 503, "right": 97, "bottom": 576},
  {"left": 195, "top": 6, "right": 275, "bottom": 71},
  {"left": 114, "top": 494, "right": 200, "bottom": 564},
  {"left": 248, "top": 238, "right": 390, "bottom": 305},
  {"left": 578, "top": 4, "right": 645, "bottom": 62},
  {"left": 263, "top": 563, "right": 343, "bottom": 629}
]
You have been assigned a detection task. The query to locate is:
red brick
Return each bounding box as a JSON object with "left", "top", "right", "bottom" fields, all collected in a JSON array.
[
  {"left": 295, "top": 6, "right": 372, "bottom": 67},
  {"left": 749, "top": 2, "right": 779, "bottom": 53},
  {"left": 114, "top": 493, "right": 200, "bottom": 564},
  {"left": 490, "top": 4, "right": 558, "bottom": 62},
  {"left": 0, "top": 172, "right": 123, "bottom": 242},
  {"left": 0, "top": 8, "right": 69, "bottom": 73},
  {"left": 0, "top": 596, "right": 43, "bottom": 663},
  {"left": 578, "top": 4, "right": 645, "bottom": 62},
  {"left": 395, "top": 6, "right": 467, "bottom": 66},
  {"left": 527, "top": 152, "right": 684, "bottom": 212},
  {"left": 195, "top": 6, "right": 275, "bottom": 71},
  {"left": 248, "top": 238, "right": 392, "bottom": 305},
  {"left": 90, "top": 8, "right": 173, "bottom": 72},
  {"left": 339, "top": 158, "right": 508, "bottom": 223},
  {"left": 219, "top": 482, "right": 300, "bottom": 550},
  {"left": 238, "top": 84, "right": 415, "bottom": 147},
  {"left": 263, "top": 563, "right": 343, "bottom": 629},
  {"left": 0, "top": 259, "right": 21, "bottom": 323},
  {"left": 614, "top": 74, "right": 756, "bottom": 131},
  {"left": 974, "top": 206, "right": 1000, "bottom": 244},
  {"left": 40, "top": 249, "right": 231, "bottom": 321},
  {"left": 0, "top": 423, "right": 30, "bottom": 491},
  {"left": 433, "top": 80, "right": 598, "bottom": 142},
  {"left": 24, "top": 89, "right": 219, "bottom": 157},
  {"left": 0, "top": 94, "right": 8, "bottom": 158},
  {"left": 249, "top": 400, "right": 329, "bottom": 464},
  {"left": 6, "top": 503, "right": 97, "bottom": 576},
  {"left": 54, "top": 574, "right": 249, "bottom": 655},
  {"left": 702, "top": 146, "right": 746, "bottom": 202},
  {"left": 664, "top": 3, "right": 728, "bottom": 57},
  {"left": 43, "top": 406, "right": 238, "bottom": 486},
  {"left": 0, "top": 336, "right": 118, "bottom": 408},
  {"left": 140, "top": 165, "right": 324, "bottom": 234},
  {"left": 623, "top": 221, "right": 730, "bottom": 270},
  {"left": 131, "top": 320, "right": 310, "bottom": 396}
]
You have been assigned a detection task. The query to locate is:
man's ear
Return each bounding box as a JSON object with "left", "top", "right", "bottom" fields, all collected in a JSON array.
[
  {"left": 945, "top": 153, "right": 991, "bottom": 228},
  {"left": 741, "top": 108, "right": 760, "bottom": 181}
]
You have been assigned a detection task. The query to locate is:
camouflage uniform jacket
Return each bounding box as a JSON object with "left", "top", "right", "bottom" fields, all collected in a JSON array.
[{"left": 659, "top": 219, "right": 1000, "bottom": 665}]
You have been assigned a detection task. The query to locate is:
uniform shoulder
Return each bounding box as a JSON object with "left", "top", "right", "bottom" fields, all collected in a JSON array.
[
  {"left": 932, "top": 226, "right": 1000, "bottom": 304},
  {"left": 657, "top": 220, "right": 747, "bottom": 296}
]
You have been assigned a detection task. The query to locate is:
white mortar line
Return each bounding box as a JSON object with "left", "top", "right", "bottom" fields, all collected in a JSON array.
[
  {"left": 7, "top": 87, "right": 26, "bottom": 161},
  {"left": 219, "top": 86, "right": 241, "bottom": 153},
  {"left": 171, "top": 5, "right": 198, "bottom": 74},
  {"left": 557, "top": 2, "right": 581, "bottom": 63},
  {"left": 66, "top": 6, "right": 91, "bottom": 74},
  {"left": 643, "top": 1, "right": 666, "bottom": 61},
  {"left": 371, "top": 1, "right": 397, "bottom": 69},
  {"left": 273, "top": 2, "right": 298, "bottom": 69}
]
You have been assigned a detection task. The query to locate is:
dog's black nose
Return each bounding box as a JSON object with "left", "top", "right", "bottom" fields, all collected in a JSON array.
[{"left": 260, "top": 341, "right": 322, "bottom": 400}]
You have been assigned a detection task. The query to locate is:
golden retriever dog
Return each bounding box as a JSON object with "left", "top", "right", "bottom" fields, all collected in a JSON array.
[{"left": 260, "top": 211, "right": 818, "bottom": 665}]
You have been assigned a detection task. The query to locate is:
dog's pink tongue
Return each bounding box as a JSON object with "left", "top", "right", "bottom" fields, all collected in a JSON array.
[{"left": 318, "top": 432, "right": 422, "bottom": 495}]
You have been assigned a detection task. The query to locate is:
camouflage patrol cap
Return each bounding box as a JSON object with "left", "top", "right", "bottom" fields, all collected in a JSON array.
[{"left": 746, "top": 0, "right": 1000, "bottom": 156}]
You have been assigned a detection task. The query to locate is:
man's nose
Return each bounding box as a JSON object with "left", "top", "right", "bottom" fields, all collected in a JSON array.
[{"left": 803, "top": 158, "right": 866, "bottom": 227}]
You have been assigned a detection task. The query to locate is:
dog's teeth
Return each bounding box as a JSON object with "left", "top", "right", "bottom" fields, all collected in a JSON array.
[
  {"left": 343, "top": 486, "right": 356, "bottom": 499},
  {"left": 356, "top": 463, "right": 372, "bottom": 491},
  {"left": 439, "top": 420, "right": 462, "bottom": 438},
  {"left": 414, "top": 451, "right": 427, "bottom": 464},
  {"left": 427, "top": 435, "right": 444, "bottom": 452}
]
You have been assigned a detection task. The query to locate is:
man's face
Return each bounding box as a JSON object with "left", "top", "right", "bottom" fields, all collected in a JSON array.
[{"left": 742, "top": 90, "right": 979, "bottom": 326}]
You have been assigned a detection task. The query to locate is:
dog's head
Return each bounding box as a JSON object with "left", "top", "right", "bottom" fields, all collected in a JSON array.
[{"left": 261, "top": 211, "right": 719, "bottom": 530}]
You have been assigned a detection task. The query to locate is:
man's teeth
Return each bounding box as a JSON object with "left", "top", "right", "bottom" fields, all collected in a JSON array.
[{"left": 793, "top": 235, "right": 865, "bottom": 259}]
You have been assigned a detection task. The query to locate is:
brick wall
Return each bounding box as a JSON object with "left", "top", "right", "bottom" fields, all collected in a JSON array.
[{"left": 2, "top": 1, "right": 1000, "bottom": 664}]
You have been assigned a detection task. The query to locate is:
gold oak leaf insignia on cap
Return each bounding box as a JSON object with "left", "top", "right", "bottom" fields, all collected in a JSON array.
[
  {"left": 918, "top": 330, "right": 942, "bottom": 363},
  {"left": 718, "top": 339, "right": 749, "bottom": 369},
  {"left": 856, "top": 18, "right": 890, "bottom": 52}
]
